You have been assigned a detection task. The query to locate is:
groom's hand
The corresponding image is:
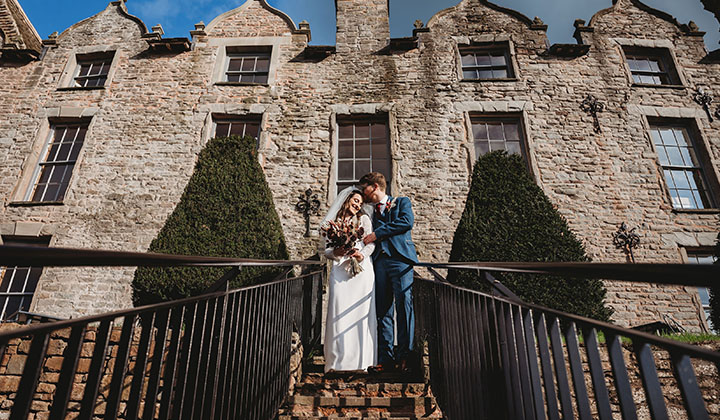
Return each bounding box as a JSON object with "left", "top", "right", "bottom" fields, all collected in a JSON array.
[{"left": 363, "top": 232, "right": 376, "bottom": 245}]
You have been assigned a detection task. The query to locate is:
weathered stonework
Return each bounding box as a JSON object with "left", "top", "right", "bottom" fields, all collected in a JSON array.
[{"left": 0, "top": 0, "right": 718, "bottom": 331}]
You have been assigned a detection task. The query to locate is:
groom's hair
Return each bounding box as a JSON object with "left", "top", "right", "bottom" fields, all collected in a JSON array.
[{"left": 358, "top": 172, "right": 386, "bottom": 191}]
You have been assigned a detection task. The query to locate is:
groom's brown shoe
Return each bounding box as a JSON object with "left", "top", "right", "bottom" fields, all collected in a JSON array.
[{"left": 395, "top": 358, "right": 412, "bottom": 374}]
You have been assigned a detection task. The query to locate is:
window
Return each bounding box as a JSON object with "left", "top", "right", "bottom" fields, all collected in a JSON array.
[
  {"left": 686, "top": 251, "right": 717, "bottom": 333},
  {"left": 336, "top": 118, "right": 390, "bottom": 191},
  {"left": 460, "top": 45, "right": 513, "bottom": 80},
  {"left": 74, "top": 54, "right": 113, "bottom": 87},
  {"left": 650, "top": 123, "right": 715, "bottom": 209},
  {"left": 225, "top": 47, "right": 270, "bottom": 84},
  {"left": 0, "top": 237, "right": 50, "bottom": 321},
  {"left": 27, "top": 122, "right": 87, "bottom": 202},
  {"left": 623, "top": 47, "right": 679, "bottom": 86},
  {"left": 214, "top": 116, "right": 261, "bottom": 140},
  {"left": 471, "top": 117, "right": 525, "bottom": 160}
]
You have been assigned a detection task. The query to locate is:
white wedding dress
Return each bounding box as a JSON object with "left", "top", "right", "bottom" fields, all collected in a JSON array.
[{"left": 323, "top": 214, "right": 377, "bottom": 372}]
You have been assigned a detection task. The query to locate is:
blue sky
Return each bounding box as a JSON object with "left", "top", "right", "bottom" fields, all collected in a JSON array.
[{"left": 17, "top": 0, "right": 720, "bottom": 50}]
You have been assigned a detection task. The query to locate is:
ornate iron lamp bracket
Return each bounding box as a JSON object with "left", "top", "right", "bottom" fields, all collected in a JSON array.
[
  {"left": 295, "top": 188, "right": 321, "bottom": 237},
  {"left": 580, "top": 94, "right": 605, "bottom": 133},
  {"left": 693, "top": 87, "right": 714, "bottom": 122},
  {"left": 612, "top": 222, "right": 640, "bottom": 263}
]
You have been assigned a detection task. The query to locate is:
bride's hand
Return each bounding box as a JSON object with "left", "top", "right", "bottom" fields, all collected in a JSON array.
[{"left": 350, "top": 250, "right": 363, "bottom": 261}]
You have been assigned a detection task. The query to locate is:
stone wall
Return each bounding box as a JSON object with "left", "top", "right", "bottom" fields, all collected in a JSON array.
[{"left": 0, "top": 0, "right": 718, "bottom": 329}]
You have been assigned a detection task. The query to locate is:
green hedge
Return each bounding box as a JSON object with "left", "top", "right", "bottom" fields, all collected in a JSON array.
[
  {"left": 709, "top": 232, "right": 720, "bottom": 332},
  {"left": 448, "top": 151, "right": 613, "bottom": 321},
  {"left": 132, "top": 135, "right": 289, "bottom": 306}
]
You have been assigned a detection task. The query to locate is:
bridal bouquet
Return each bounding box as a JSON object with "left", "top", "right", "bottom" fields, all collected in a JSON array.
[{"left": 320, "top": 220, "right": 365, "bottom": 276}]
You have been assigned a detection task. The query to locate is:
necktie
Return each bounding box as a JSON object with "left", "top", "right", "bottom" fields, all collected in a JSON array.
[{"left": 376, "top": 202, "right": 384, "bottom": 214}]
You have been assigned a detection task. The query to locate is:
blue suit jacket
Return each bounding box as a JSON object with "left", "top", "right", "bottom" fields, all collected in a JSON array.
[{"left": 372, "top": 196, "right": 418, "bottom": 264}]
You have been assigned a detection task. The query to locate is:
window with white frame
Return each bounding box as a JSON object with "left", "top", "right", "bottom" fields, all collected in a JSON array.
[
  {"left": 686, "top": 250, "right": 717, "bottom": 333},
  {"left": 623, "top": 46, "right": 680, "bottom": 86},
  {"left": 471, "top": 117, "right": 525, "bottom": 160},
  {"left": 73, "top": 52, "right": 114, "bottom": 87},
  {"left": 649, "top": 122, "right": 716, "bottom": 210},
  {"left": 0, "top": 237, "right": 50, "bottom": 321},
  {"left": 224, "top": 47, "right": 270, "bottom": 84},
  {"left": 460, "top": 44, "right": 514, "bottom": 80},
  {"left": 27, "top": 122, "right": 88, "bottom": 202},
  {"left": 336, "top": 118, "right": 391, "bottom": 192}
]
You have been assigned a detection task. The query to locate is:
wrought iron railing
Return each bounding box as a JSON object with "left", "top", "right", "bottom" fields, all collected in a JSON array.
[
  {"left": 1, "top": 246, "right": 719, "bottom": 420},
  {"left": 414, "top": 261, "right": 720, "bottom": 420},
  {"left": 0, "top": 245, "right": 323, "bottom": 420}
]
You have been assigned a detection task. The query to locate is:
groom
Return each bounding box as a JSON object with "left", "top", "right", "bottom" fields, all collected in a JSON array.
[{"left": 359, "top": 172, "right": 418, "bottom": 374}]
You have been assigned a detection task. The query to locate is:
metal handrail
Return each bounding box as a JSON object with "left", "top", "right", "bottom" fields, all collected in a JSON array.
[
  {"left": 416, "top": 260, "right": 720, "bottom": 287},
  {"left": 414, "top": 266, "right": 720, "bottom": 420},
  {"left": 0, "top": 247, "right": 324, "bottom": 420},
  {"left": 1, "top": 245, "right": 719, "bottom": 420},
  {"left": 0, "top": 244, "right": 318, "bottom": 267}
]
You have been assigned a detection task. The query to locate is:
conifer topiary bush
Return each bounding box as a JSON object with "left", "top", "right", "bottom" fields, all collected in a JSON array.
[
  {"left": 448, "top": 151, "right": 613, "bottom": 321},
  {"left": 709, "top": 232, "right": 720, "bottom": 333},
  {"left": 132, "top": 135, "right": 289, "bottom": 306}
]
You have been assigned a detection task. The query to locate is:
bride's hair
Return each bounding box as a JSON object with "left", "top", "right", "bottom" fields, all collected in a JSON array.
[{"left": 335, "top": 190, "right": 364, "bottom": 221}]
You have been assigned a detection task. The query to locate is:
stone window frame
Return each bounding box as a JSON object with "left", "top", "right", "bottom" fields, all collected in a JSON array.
[
  {"left": 457, "top": 101, "right": 540, "bottom": 182},
  {"left": 57, "top": 48, "right": 119, "bottom": 91},
  {"left": 209, "top": 37, "right": 286, "bottom": 87},
  {"left": 328, "top": 104, "right": 398, "bottom": 200},
  {"left": 212, "top": 113, "right": 263, "bottom": 146},
  {"left": 454, "top": 35, "right": 520, "bottom": 83},
  {"left": 679, "top": 246, "right": 718, "bottom": 333},
  {"left": 8, "top": 107, "right": 98, "bottom": 206},
  {"left": 335, "top": 116, "right": 391, "bottom": 194},
  {"left": 642, "top": 115, "right": 720, "bottom": 212},
  {"left": 468, "top": 115, "right": 527, "bottom": 159},
  {"left": 199, "top": 105, "right": 271, "bottom": 165},
  {"left": 0, "top": 235, "right": 51, "bottom": 321},
  {"left": 26, "top": 122, "right": 88, "bottom": 203},
  {"left": 614, "top": 38, "right": 686, "bottom": 89},
  {"left": 223, "top": 47, "right": 271, "bottom": 84}
]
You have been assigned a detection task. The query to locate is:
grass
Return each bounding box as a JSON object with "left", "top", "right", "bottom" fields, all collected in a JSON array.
[
  {"left": 659, "top": 332, "right": 720, "bottom": 343},
  {"left": 573, "top": 330, "right": 720, "bottom": 346}
]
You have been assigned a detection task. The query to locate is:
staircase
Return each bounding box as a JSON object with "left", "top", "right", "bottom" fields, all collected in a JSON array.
[{"left": 278, "top": 354, "right": 444, "bottom": 420}]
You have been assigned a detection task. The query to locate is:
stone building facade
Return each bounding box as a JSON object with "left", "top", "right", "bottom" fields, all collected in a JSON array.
[{"left": 0, "top": 0, "right": 718, "bottom": 330}]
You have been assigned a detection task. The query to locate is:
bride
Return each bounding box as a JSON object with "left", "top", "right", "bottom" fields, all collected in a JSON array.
[{"left": 321, "top": 187, "right": 377, "bottom": 373}]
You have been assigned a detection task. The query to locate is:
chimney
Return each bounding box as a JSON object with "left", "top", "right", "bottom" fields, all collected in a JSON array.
[{"left": 335, "top": 0, "right": 390, "bottom": 55}]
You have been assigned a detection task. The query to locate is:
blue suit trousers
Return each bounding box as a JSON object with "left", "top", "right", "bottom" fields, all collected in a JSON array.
[{"left": 374, "top": 254, "right": 414, "bottom": 365}]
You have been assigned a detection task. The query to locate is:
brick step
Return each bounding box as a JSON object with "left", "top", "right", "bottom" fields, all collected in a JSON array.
[
  {"left": 279, "top": 407, "right": 443, "bottom": 418},
  {"left": 300, "top": 372, "right": 425, "bottom": 386},
  {"left": 279, "top": 416, "right": 444, "bottom": 420},
  {"left": 280, "top": 396, "right": 443, "bottom": 418},
  {"left": 288, "top": 395, "right": 436, "bottom": 408},
  {"left": 295, "top": 380, "right": 429, "bottom": 398}
]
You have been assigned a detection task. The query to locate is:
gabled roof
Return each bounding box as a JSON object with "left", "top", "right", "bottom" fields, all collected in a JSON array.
[
  {"left": 206, "top": 0, "right": 300, "bottom": 34},
  {"left": 428, "top": 0, "right": 537, "bottom": 29},
  {"left": 588, "top": 0, "right": 696, "bottom": 33},
  {"left": 57, "top": 1, "right": 148, "bottom": 41},
  {"left": 0, "top": 0, "right": 41, "bottom": 57}
]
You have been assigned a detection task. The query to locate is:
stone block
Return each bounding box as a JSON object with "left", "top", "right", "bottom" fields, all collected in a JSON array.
[
  {"left": 14, "top": 222, "right": 43, "bottom": 237},
  {"left": 58, "top": 106, "right": 85, "bottom": 118}
]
